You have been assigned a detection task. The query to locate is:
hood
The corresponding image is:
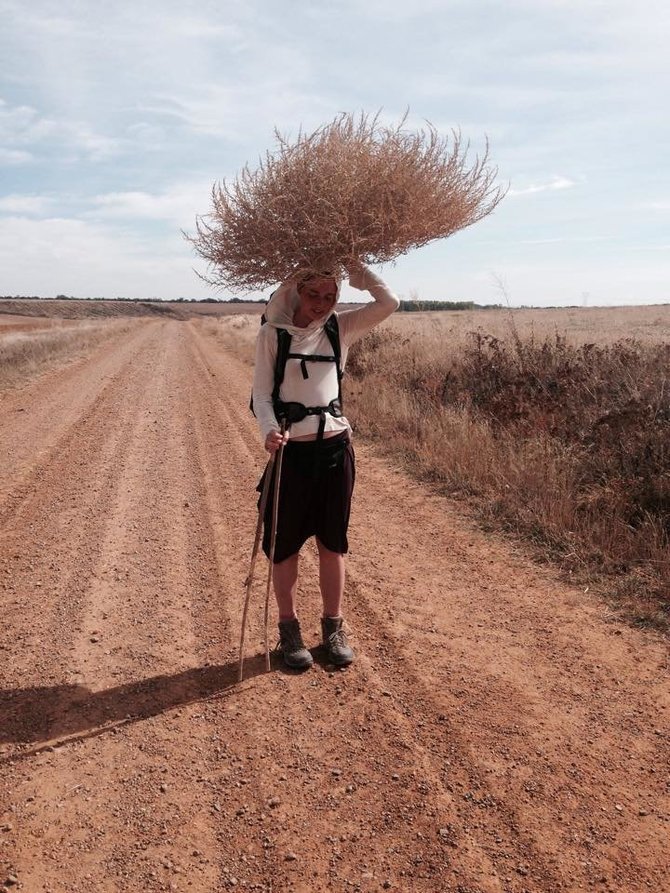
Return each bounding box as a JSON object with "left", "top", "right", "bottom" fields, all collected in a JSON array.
[{"left": 263, "top": 276, "right": 342, "bottom": 337}]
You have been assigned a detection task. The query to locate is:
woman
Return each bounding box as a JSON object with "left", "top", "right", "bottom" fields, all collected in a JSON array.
[{"left": 252, "top": 263, "right": 399, "bottom": 669}]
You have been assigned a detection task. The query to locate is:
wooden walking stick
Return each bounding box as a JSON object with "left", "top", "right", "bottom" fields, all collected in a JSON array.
[
  {"left": 238, "top": 454, "right": 275, "bottom": 682},
  {"left": 238, "top": 420, "right": 288, "bottom": 682},
  {"left": 263, "top": 420, "right": 288, "bottom": 671}
]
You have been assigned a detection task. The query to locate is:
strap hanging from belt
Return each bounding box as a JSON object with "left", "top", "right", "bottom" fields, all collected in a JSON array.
[{"left": 316, "top": 410, "right": 326, "bottom": 442}]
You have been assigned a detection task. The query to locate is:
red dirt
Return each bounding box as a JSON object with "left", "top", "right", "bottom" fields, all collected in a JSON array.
[{"left": 0, "top": 319, "right": 668, "bottom": 893}]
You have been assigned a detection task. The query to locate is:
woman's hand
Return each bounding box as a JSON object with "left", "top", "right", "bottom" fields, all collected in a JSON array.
[
  {"left": 347, "top": 261, "right": 385, "bottom": 291},
  {"left": 346, "top": 260, "right": 369, "bottom": 290},
  {"left": 265, "top": 429, "right": 289, "bottom": 454}
]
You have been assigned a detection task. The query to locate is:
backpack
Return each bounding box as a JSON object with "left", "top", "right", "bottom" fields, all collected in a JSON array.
[{"left": 250, "top": 313, "right": 343, "bottom": 439}]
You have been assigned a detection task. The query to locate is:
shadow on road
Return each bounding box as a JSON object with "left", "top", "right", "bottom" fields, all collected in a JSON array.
[{"left": 0, "top": 654, "right": 272, "bottom": 756}]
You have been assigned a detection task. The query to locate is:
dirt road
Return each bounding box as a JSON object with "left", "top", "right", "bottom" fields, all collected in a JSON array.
[{"left": 1, "top": 319, "right": 668, "bottom": 893}]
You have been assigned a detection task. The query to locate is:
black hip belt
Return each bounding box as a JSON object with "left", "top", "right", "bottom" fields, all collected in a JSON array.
[{"left": 274, "top": 398, "right": 343, "bottom": 440}]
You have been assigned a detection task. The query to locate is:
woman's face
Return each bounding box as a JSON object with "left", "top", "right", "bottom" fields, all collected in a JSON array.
[{"left": 295, "top": 277, "right": 338, "bottom": 326}]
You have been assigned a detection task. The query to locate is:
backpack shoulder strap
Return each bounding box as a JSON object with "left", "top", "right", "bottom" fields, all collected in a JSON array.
[
  {"left": 272, "top": 328, "right": 292, "bottom": 403},
  {"left": 324, "top": 315, "right": 342, "bottom": 380},
  {"left": 324, "top": 314, "right": 343, "bottom": 409}
]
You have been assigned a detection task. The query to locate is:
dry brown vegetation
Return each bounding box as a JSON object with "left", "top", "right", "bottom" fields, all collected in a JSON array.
[
  {"left": 212, "top": 303, "right": 670, "bottom": 629},
  {"left": 0, "top": 318, "right": 136, "bottom": 388},
  {"left": 188, "top": 112, "right": 504, "bottom": 292},
  {"left": 198, "top": 314, "right": 259, "bottom": 365},
  {"left": 384, "top": 303, "right": 670, "bottom": 345},
  {"left": 347, "top": 312, "right": 670, "bottom": 628}
]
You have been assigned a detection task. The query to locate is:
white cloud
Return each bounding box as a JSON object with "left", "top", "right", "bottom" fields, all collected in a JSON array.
[
  {"left": 508, "top": 177, "right": 577, "bottom": 197},
  {"left": 0, "top": 215, "right": 205, "bottom": 299},
  {"left": 90, "top": 182, "right": 212, "bottom": 227},
  {"left": 0, "top": 194, "right": 53, "bottom": 215},
  {"left": 519, "top": 238, "right": 565, "bottom": 245},
  {"left": 0, "top": 147, "right": 32, "bottom": 164},
  {"left": 0, "top": 97, "right": 124, "bottom": 161},
  {"left": 0, "top": 98, "right": 49, "bottom": 142},
  {"left": 157, "top": 15, "right": 244, "bottom": 41},
  {"left": 140, "top": 79, "right": 332, "bottom": 142},
  {"left": 1, "top": 4, "right": 82, "bottom": 38},
  {"left": 64, "top": 125, "right": 125, "bottom": 161}
]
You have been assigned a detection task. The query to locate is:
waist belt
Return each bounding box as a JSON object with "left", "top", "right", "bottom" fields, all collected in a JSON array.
[{"left": 274, "top": 398, "right": 343, "bottom": 441}]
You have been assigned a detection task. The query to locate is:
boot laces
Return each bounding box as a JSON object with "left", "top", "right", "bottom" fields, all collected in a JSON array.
[{"left": 326, "top": 625, "right": 348, "bottom": 648}]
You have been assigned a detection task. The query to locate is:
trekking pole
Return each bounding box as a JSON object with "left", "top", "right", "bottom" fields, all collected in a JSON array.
[{"left": 263, "top": 419, "right": 288, "bottom": 672}]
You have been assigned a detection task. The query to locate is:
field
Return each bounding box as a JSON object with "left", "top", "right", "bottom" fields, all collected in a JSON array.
[
  {"left": 352, "top": 306, "right": 670, "bottom": 626},
  {"left": 211, "top": 303, "right": 670, "bottom": 626},
  {"left": 1, "top": 303, "right": 668, "bottom": 893},
  {"left": 0, "top": 298, "right": 266, "bottom": 321},
  {"left": 384, "top": 304, "right": 670, "bottom": 344}
]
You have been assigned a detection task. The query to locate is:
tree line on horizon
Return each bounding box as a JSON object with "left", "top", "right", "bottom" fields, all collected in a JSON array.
[{"left": 1, "top": 294, "right": 504, "bottom": 311}]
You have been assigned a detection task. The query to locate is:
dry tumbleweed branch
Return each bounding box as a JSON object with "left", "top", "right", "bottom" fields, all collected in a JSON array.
[{"left": 187, "top": 112, "right": 506, "bottom": 293}]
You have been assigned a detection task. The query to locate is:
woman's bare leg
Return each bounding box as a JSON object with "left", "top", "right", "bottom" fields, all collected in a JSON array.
[
  {"left": 317, "top": 539, "right": 354, "bottom": 664},
  {"left": 273, "top": 553, "right": 300, "bottom": 620},
  {"left": 316, "top": 538, "right": 345, "bottom": 617}
]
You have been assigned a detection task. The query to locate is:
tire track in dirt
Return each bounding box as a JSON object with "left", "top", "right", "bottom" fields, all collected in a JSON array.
[
  {"left": 1, "top": 322, "right": 229, "bottom": 890},
  {"left": 0, "top": 320, "right": 156, "bottom": 521},
  {"left": 57, "top": 321, "right": 234, "bottom": 892},
  {"left": 345, "top": 455, "right": 669, "bottom": 892},
  {"left": 0, "top": 323, "right": 166, "bottom": 696}
]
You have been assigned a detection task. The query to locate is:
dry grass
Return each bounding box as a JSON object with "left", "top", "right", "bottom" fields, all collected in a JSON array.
[
  {"left": 188, "top": 112, "right": 504, "bottom": 293},
  {"left": 198, "top": 315, "right": 259, "bottom": 366},
  {"left": 0, "top": 314, "right": 62, "bottom": 333},
  {"left": 199, "top": 304, "right": 670, "bottom": 629},
  {"left": 346, "top": 309, "right": 670, "bottom": 629},
  {"left": 384, "top": 304, "right": 670, "bottom": 346},
  {"left": 0, "top": 319, "right": 136, "bottom": 388}
]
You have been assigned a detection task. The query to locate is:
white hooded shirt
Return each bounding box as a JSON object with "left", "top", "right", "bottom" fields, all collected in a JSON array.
[{"left": 252, "top": 272, "right": 399, "bottom": 441}]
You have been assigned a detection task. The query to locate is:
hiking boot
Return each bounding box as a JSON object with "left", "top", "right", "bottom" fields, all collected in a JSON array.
[
  {"left": 277, "top": 618, "right": 314, "bottom": 670},
  {"left": 321, "top": 617, "right": 355, "bottom": 667}
]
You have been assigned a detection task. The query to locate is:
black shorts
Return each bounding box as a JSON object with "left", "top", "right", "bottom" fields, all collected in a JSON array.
[{"left": 257, "top": 432, "right": 355, "bottom": 563}]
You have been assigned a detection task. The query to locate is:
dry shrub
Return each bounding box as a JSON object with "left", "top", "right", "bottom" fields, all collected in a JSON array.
[
  {"left": 197, "top": 314, "right": 258, "bottom": 366},
  {"left": 188, "top": 112, "right": 504, "bottom": 292},
  {"left": 448, "top": 334, "right": 670, "bottom": 540},
  {"left": 347, "top": 326, "right": 670, "bottom": 627},
  {"left": 0, "top": 320, "right": 135, "bottom": 388}
]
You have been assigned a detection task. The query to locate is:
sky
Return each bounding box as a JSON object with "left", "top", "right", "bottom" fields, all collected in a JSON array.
[{"left": 1, "top": 0, "right": 668, "bottom": 307}]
